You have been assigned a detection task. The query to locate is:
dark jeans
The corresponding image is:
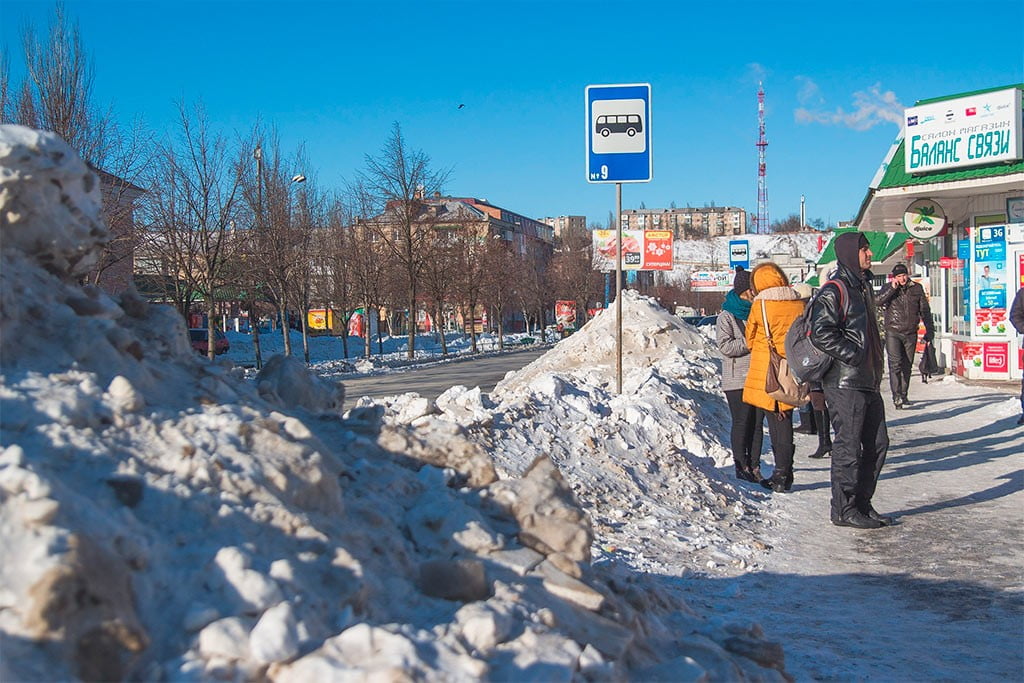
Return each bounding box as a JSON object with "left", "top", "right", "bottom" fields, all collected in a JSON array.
[
  {"left": 885, "top": 332, "right": 917, "bottom": 400},
  {"left": 725, "top": 389, "right": 764, "bottom": 472},
  {"left": 823, "top": 387, "right": 889, "bottom": 520},
  {"left": 765, "top": 409, "right": 795, "bottom": 477}
]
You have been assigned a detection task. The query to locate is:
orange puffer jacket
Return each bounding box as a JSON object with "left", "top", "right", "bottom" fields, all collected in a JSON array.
[{"left": 743, "top": 279, "right": 806, "bottom": 412}]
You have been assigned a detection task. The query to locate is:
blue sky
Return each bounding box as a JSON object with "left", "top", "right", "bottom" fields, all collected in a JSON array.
[{"left": 2, "top": 0, "right": 1022, "bottom": 228}]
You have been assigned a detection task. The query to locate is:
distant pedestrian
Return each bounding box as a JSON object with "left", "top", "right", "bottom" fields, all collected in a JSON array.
[
  {"left": 743, "top": 263, "right": 806, "bottom": 493},
  {"left": 809, "top": 232, "right": 891, "bottom": 529},
  {"left": 716, "top": 266, "right": 765, "bottom": 482},
  {"left": 1010, "top": 286, "right": 1024, "bottom": 426},
  {"left": 876, "top": 263, "right": 934, "bottom": 408}
]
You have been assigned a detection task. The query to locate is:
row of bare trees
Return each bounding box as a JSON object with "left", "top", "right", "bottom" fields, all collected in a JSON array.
[{"left": 1, "top": 3, "right": 607, "bottom": 365}]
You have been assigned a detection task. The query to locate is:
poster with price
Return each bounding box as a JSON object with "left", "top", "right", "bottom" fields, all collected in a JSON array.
[{"left": 973, "top": 224, "right": 1009, "bottom": 337}]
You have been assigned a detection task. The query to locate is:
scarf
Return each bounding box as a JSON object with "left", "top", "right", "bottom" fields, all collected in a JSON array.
[{"left": 722, "top": 290, "right": 752, "bottom": 321}]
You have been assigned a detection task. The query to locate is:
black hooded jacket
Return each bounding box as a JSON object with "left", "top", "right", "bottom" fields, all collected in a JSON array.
[
  {"left": 876, "top": 279, "right": 934, "bottom": 337},
  {"left": 809, "top": 257, "right": 885, "bottom": 392}
]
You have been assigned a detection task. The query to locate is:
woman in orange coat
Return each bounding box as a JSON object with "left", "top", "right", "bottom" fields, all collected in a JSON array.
[{"left": 743, "top": 262, "right": 807, "bottom": 492}]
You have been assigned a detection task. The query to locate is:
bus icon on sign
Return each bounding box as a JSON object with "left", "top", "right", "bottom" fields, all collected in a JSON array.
[{"left": 596, "top": 114, "right": 642, "bottom": 137}]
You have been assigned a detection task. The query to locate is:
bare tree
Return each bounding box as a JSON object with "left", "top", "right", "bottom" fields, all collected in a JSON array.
[
  {"left": 419, "top": 227, "right": 459, "bottom": 357},
  {"left": 142, "top": 101, "right": 244, "bottom": 359},
  {"left": 548, "top": 224, "right": 602, "bottom": 327},
  {"left": 2, "top": 2, "right": 151, "bottom": 293},
  {"left": 352, "top": 123, "right": 449, "bottom": 360},
  {"left": 452, "top": 228, "right": 490, "bottom": 353}
]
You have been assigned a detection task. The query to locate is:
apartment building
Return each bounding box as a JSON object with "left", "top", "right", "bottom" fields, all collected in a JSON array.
[
  {"left": 620, "top": 206, "right": 748, "bottom": 238},
  {"left": 539, "top": 215, "right": 587, "bottom": 240}
]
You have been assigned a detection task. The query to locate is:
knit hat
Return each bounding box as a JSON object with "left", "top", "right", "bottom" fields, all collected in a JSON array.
[
  {"left": 732, "top": 266, "right": 751, "bottom": 293},
  {"left": 891, "top": 263, "right": 908, "bottom": 276},
  {"left": 835, "top": 232, "right": 869, "bottom": 271}
]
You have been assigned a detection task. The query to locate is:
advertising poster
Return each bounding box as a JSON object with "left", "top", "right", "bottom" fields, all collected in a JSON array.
[
  {"left": 983, "top": 343, "right": 1009, "bottom": 373},
  {"left": 592, "top": 229, "right": 673, "bottom": 271},
  {"left": 973, "top": 225, "right": 1008, "bottom": 336},
  {"left": 958, "top": 239, "right": 971, "bottom": 322},
  {"left": 554, "top": 300, "right": 577, "bottom": 330},
  {"left": 643, "top": 230, "right": 673, "bottom": 270}
]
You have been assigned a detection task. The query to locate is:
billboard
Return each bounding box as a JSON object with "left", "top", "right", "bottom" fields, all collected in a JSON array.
[
  {"left": 592, "top": 229, "right": 673, "bottom": 271},
  {"left": 690, "top": 270, "right": 733, "bottom": 292}
]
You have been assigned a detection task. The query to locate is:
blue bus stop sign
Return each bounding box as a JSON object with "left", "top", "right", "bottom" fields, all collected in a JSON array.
[{"left": 586, "top": 83, "right": 652, "bottom": 183}]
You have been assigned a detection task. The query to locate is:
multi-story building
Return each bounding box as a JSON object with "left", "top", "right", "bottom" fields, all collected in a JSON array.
[
  {"left": 539, "top": 215, "right": 587, "bottom": 240},
  {"left": 620, "top": 206, "right": 748, "bottom": 238}
]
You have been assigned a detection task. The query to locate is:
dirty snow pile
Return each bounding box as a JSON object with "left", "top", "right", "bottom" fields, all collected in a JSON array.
[
  {"left": 366, "top": 292, "right": 777, "bottom": 579},
  {"left": 0, "top": 126, "right": 791, "bottom": 681}
]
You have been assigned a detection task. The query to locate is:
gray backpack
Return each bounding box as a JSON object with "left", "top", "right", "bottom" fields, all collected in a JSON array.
[{"left": 784, "top": 279, "right": 847, "bottom": 384}]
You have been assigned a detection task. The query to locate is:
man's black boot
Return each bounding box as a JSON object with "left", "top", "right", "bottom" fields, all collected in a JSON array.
[
  {"left": 832, "top": 511, "right": 883, "bottom": 529},
  {"left": 858, "top": 502, "right": 894, "bottom": 526}
]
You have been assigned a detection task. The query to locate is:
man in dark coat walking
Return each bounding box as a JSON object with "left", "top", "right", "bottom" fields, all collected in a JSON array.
[
  {"left": 809, "top": 232, "right": 891, "bottom": 529},
  {"left": 876, "top": 263, "right": 934, "bottom": 408},
  {"left": 1010, "top": 286, "right": 1024, "bottom": 426}
]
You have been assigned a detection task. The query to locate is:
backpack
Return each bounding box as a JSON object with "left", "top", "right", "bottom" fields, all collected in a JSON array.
[{"left": 784, "top": 279, "right": 848, "bottom": 384}]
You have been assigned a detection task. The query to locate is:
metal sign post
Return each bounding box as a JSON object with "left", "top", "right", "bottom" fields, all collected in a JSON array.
[{"left": 586, "top": 83, "right": 652, "bottom": 394}]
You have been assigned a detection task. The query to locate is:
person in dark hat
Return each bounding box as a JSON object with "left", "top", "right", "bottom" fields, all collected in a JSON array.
[
  {"left": 876, "top": 262, "right": 934, "bottom": 408},
  {"left": 716, "top": 266, "right": 765, "bottom": 482},
  {"left": 808, "top": 232, "right": 892, "bottom": 529}
]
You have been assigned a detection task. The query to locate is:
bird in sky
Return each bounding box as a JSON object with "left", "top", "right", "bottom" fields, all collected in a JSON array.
[{"left": 457, "top": 104, "right": 465, "bottom": 109}]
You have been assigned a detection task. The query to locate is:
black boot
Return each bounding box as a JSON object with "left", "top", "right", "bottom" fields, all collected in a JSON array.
[
  {"left": 760, "top": 469, "right": 790, "bottom": 493},
  {"left": 794, "top": 409, "right": 816, "bottom": 435},
  {"left": 808, "top": 409, "right": 832, "bottom": 459}
]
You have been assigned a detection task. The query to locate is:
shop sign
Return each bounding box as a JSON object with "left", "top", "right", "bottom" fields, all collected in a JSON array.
[
  {"left": 904, "top": 87, "right": 1022, "bottom": 174},
  {"left": 938, "top": 257, "right": 963, "bottom": 268},
  {"left": 902, "top": 198, "right": 947, "bottom": 239}
]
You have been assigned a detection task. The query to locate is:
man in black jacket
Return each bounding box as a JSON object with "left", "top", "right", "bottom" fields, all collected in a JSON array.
[
  {"left": 1011, "top": 286, "right": 1024, "bottom": 426},
  {"left": 876, "top": 263, "right": 934, "bottom": 408},
  {"left": 809, "top": 232, "right": 891, "bottom": 529}
]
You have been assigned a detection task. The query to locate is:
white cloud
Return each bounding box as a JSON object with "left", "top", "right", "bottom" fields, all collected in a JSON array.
[
  {"left": 746, "top": 62, "right": 769, "bottom": 85},
  {"left": 795, "top": 76, "right": 824, "bottom": 106},
  {"left": 795, "top": 82, "right": 904, "bottom": 131}
]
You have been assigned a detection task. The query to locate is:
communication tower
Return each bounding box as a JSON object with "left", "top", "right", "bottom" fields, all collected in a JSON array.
[{"left": 755, "top": 83, "right": 769, "bottom": 234}]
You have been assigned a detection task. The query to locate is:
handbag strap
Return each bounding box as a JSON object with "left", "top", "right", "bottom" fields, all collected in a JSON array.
[{"left": 760, "top": 299, "right": 777, "bottom": 351}]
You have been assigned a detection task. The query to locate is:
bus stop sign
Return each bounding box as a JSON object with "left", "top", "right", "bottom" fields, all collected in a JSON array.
[{"left": 586, "top": 83, "right": 652, "bottom": 183}]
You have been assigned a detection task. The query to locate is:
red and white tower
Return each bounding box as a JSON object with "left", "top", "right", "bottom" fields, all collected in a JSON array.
[{"left": 755, "top": 82, "right": 769, "bottom": 234}]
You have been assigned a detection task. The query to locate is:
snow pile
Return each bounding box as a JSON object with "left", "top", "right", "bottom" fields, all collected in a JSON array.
[
  {"left": 0, "top": 126, "right": 790, "bottom": 681},
  {"left": 367, "top": 293, "right": 775, "bottom": 579}
]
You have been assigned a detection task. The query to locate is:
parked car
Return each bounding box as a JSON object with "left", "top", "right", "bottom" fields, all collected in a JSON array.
[
  {"left": 189, "top": 328, "right": 230, "bottom": 355},
  {"left": 697, "top": 315, "right": 719, "bottom": 327},
  {"left": 681, "top": 316, "right": 703, "bottom": 327}
]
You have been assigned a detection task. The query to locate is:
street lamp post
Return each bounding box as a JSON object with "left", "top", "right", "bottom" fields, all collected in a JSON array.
[{"left": 252, "top": 144, "right": 264, "bottom": 370}]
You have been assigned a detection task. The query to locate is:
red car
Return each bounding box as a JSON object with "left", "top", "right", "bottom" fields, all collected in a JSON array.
[{"left": 189, "top": 328, "right": 230, "bottom": 355}]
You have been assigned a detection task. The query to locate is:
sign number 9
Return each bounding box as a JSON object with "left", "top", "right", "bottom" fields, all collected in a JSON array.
[{"left": 600, "top": 165, "right": 608, "bottom": 180}]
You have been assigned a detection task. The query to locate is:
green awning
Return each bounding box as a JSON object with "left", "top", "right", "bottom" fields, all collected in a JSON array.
[{"left": 817, "top": 229, "right": 908, "bottom": 266}]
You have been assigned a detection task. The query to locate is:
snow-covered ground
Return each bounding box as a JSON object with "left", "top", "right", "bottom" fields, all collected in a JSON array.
[{"left": 3, "top": 126, "right": 1021, "bottom": 681}]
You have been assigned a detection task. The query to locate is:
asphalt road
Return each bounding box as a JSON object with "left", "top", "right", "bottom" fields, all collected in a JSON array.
[{"left": 340, "top": 346, "right": 549, "bottom": 408}]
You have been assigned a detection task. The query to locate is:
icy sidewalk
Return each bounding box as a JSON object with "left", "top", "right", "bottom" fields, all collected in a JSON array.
[{"left": 697, "top": 376, "right": 1024, "bottom": 680}]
